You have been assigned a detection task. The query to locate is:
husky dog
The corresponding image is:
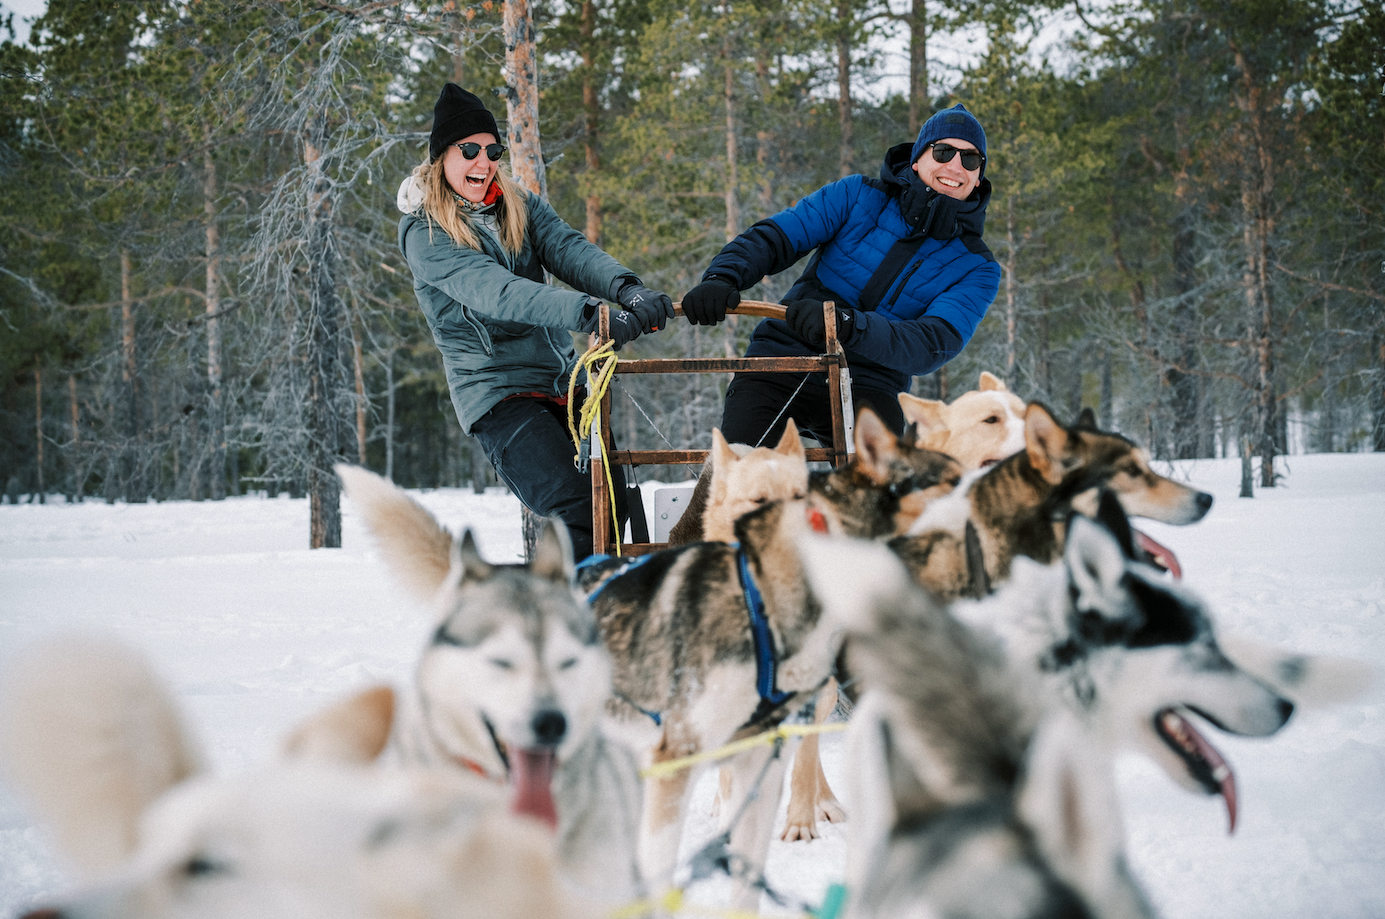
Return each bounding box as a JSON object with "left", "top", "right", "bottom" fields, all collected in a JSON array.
[
  {"left": 666, "top": 419, "right": 809, "bottom": 547},
  {"left": 892, "top": 402, "right": 1213, "bottom": 602},
  {"left": 803, "top": 496, "right": 1357, "bottom": 918},
  {"left": 578, "top": 493, "right": 849, "bottom": 911},
  {"left": 336, "top": 464, "right": 644, "bottom": 902},
  {"left": 898, "top": 370, "right": 1027, "bottom": 471},
  {"left": 0, "top": 636, "right": 595, "bottom": 919}
]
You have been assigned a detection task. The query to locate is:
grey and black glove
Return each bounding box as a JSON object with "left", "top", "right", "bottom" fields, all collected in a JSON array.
[
  {"left": 784, "top": 299, "right": 857, "bottom": 349},
  {"left": 616, "top": 282, "right": 675, "bottom": 333},
  {"left": 580, "top": 297, "right": 643, "bottom": 349},
  {"left": 681, "top": 277, "right": 740, "bottom": 326}
]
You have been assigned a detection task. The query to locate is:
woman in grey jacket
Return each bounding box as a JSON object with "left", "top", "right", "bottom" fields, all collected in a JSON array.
[{"left": 398, "top": 84, "right": 672, "bottom": 561}]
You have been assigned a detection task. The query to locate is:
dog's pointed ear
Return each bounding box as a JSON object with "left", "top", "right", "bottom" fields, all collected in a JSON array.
[
  {"left": 1091, "top": 489, "right": 1138, "bottom": 560},
  {"left": 1064, "top": 516, "right": 1128, "bottom": 614},
  {"left": 1024, "top": 403, "right": 1070, "bottom": 483},
  {"left": 897, "top": 392, "right": 948, "bottom": 449},
  {"left": 338, "top": 463, "right": 456, "bottom": 604},
  {"left": 531, "top": 518, "right": 575, "bottom": 584},
  {"left": 710, "top": 427, "right": 737, "bottom": 504},
  {"left": 282, "top": 685, "right": 396, "bottom": 765},
  {"left": 978, "top": 370, "right": 1008, "bottom": 392},
  {"left": 774, "top": 417, "right": 806, "bottom": 460},
  {"left": 1075, "top": 407, "right": 1099, "bottom": 431},
  {"left": 853, "top": 407, "right": 902, "bottom": 485},
  {"left": 454, "top": 528, "right": 494, "bottom": 584},
  {"left": 0, "top": 636, "right": 204, "bottom": 876}
]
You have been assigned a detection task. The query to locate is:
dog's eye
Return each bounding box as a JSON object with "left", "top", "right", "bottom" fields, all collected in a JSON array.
[
  {"left": 489, "top": 658, "right": 514, "bottom": 670},
  {"left": 558, "top": 657, "right": 579, "bottom": 670},
  {"left": 182, "top": 854, "right": 229, "bottom": 878},
  {"left": 984, "top": 415, "right": 1000, "bottom": 424}
]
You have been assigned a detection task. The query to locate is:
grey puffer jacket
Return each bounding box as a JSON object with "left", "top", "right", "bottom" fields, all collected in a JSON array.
[{"left": 398, "top": 182, "right": 636, "bottom": 434}]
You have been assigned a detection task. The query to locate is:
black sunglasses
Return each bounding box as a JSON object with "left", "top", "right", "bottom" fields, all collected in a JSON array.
[
  {"left": 928, "top": 142, "right": 985, "bottom": 172},
  {"left": 454, "top": 142, "right": 507, "bottom": 161}
]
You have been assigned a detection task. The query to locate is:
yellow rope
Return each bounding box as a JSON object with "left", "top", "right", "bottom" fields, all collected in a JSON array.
[
  {"left": 640, "top": 722, "right": 847, "bottom": 781},
  {"left": 568, "top": 338, "right": 623, "bottom": 555}
]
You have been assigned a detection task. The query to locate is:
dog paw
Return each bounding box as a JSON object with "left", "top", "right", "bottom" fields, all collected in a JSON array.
[
  {"left": 780, "top": 819, "right": 820, "bottom": 842},
  {"left": 816, "top": 796, "right": 846, "bottom": 824}
]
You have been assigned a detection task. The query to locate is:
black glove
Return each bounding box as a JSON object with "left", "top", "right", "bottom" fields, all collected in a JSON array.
[
  {"left": 580, "top": 298, "right": 643, "bottom": 349},
  {"left": 681, "top": 277, "right": 740, "bottom": 326},
  {"left": 785, "top": 299, "right": 857, "bottom": 349},
  {"left": 616, "top": 282, "right": 675, "bottom": 333}
]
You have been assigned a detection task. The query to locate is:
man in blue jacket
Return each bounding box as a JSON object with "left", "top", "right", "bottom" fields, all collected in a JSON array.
[{"left": 682, "top": 104, "right": 1000, "bottom": 446}]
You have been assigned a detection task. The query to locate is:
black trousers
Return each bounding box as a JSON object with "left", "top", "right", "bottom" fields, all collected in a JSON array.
[
  {"left": 719, "top": 372, "right": 906, "bottom": 449},
  {"left": 470, "top": 392, "right": 629, "bottom": 563}
]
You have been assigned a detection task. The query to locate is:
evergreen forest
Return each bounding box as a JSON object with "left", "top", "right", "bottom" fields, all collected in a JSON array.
[{"left": 1, "top": 0, "right": 1380, "bottom": 533}]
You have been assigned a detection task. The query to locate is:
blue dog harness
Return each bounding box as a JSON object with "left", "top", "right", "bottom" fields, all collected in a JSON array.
[{"left": 580, "top": 546, "right": 792, "bottom": 727}]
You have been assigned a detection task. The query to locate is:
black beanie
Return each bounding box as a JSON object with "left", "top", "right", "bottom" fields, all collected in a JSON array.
[{"left": 429, "top": 84, "right": 501, "bottom": 162}]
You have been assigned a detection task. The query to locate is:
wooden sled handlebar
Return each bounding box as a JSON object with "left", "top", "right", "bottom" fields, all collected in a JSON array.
[{"left": 670, "top": 299, "right": 786, "bottom": 321}]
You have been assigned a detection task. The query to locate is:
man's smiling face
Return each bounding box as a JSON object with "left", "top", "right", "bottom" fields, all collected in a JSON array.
[{"left": 911, "top": 136, "right": 981, "bottom": 200}]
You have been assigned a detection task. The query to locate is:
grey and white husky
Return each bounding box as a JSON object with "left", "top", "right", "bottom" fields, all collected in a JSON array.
[
  {"left": 802, "top": 495, "right": 1366, "bottom": 919},
  {"left": 336, "top": 464, "right": 644, "bottom": 903}
]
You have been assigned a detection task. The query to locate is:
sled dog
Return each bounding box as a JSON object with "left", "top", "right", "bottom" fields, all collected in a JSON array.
[
  {"left": 898, "top": 370, "right": 1027, "bottom": 471},
  {"left": 891, "top": 401, "right": 1214, "bottom": 602},
  {"left": 804, "top": 498, "right": 1359, "bottom": 917},
  {"left": 336, "top": 464, "right": 644, "bottom": 902},
  {"left": 0, "top": 635, "right": 594, "bottom": 919},
  {"left": 578, "top": 494, "right": 848, "bottom": 912},
  {"left": 802, "top": 532, "right": 1126, "bottom": 919}
]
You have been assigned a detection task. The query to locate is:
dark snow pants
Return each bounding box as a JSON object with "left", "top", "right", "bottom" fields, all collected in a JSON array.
[{"left": 470, "top": 391, "right": 629, "bottom": 563}]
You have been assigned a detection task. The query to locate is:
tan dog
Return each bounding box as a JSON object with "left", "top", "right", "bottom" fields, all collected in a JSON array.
[
  {"left": 899, "top": 371, "right": 1026, "bottom": 470},
  {"left": 703, "top": 419, "right": 809, "bottom": 541}
]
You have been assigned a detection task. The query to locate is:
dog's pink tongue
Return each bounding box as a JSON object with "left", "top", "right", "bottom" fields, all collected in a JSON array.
[
  {"left": 1134, "top": 529, "right": 1183, "bottom": 580},
  {"left": 1161, "top": 709, "right": 1238, "bottom": 833},
  {"left": 509, "top": 748, "right": 558, "bottom": 828}
]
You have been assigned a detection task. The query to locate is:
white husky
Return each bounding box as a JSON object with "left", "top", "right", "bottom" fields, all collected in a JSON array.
[
  {"left": 0, "top": 635, "right": 596, "bottom": 919},
  {"left": 336, "top": 464, "right": 644, "bottom": 903}
]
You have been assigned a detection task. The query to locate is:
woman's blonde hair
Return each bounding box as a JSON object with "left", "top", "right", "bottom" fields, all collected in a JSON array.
[{"left": 412, "top": 156, "right": 528, "bottom": 255}]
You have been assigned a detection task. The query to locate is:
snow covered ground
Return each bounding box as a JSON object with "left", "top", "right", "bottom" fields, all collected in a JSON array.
[{"left": 1, "top": 452, "right": 1382, "bottom": 917}]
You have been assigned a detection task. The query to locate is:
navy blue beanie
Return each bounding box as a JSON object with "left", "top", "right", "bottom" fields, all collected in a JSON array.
[
  {"left": 429, "top": 84, "right": 501, "bottom": 162},
  {"left": 910, "top": 104, "right": 987, "bottom": 179}
]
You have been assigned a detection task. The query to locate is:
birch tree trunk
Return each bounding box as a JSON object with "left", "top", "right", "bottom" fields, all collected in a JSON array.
[
  {"left": 119, "top": 249, "right": 145, "bottom": 503},
  {"left": 1231, "top": 43, "right": 1279, "bottom": 487},
  {"left": 203, "top": 134, "right": 227, "bottom": 500},
  {"left": 504, "top": 0, "right": 547, "bottom": 199},
  {"left": 836, "top": 0, "right": 854, "bottom": 178},
  {"left": 580, "top": 0, "right": 602, "bottom": 243},
  {"left": 504, "top": 0, "right": 549, "bottom": 560},
  {"left": 304, "top": 116, "right": 345, "bottom": 548},
  {"left": 1004, "top": 195, "right": 1017, "bottom": 383},
  {"left": 906, "top": 0, "right": 927, "bottom": 134},
  {"left": 34, "top": 360, "right": 44, "bottom": 503}
]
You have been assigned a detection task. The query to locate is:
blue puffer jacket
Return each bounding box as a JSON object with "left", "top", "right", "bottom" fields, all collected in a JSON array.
[{"left": 703, "top": 142, "right": 1000, "bottom": 393}]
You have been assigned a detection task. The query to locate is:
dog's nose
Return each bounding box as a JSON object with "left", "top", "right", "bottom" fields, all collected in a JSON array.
[
  {"left": 531, "top": 709, "right": 567, "bottom": 746},
  {"left": 1196, "top": 492, "right": 1214, "bottom": 515}
]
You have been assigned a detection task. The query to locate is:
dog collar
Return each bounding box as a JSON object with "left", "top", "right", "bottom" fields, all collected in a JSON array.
[
  {"left": 738, "top": 546, "right": 793, "bottom": 718},
  {"left": 577, "top": 552, "right": 655, "bottom": 606}
]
